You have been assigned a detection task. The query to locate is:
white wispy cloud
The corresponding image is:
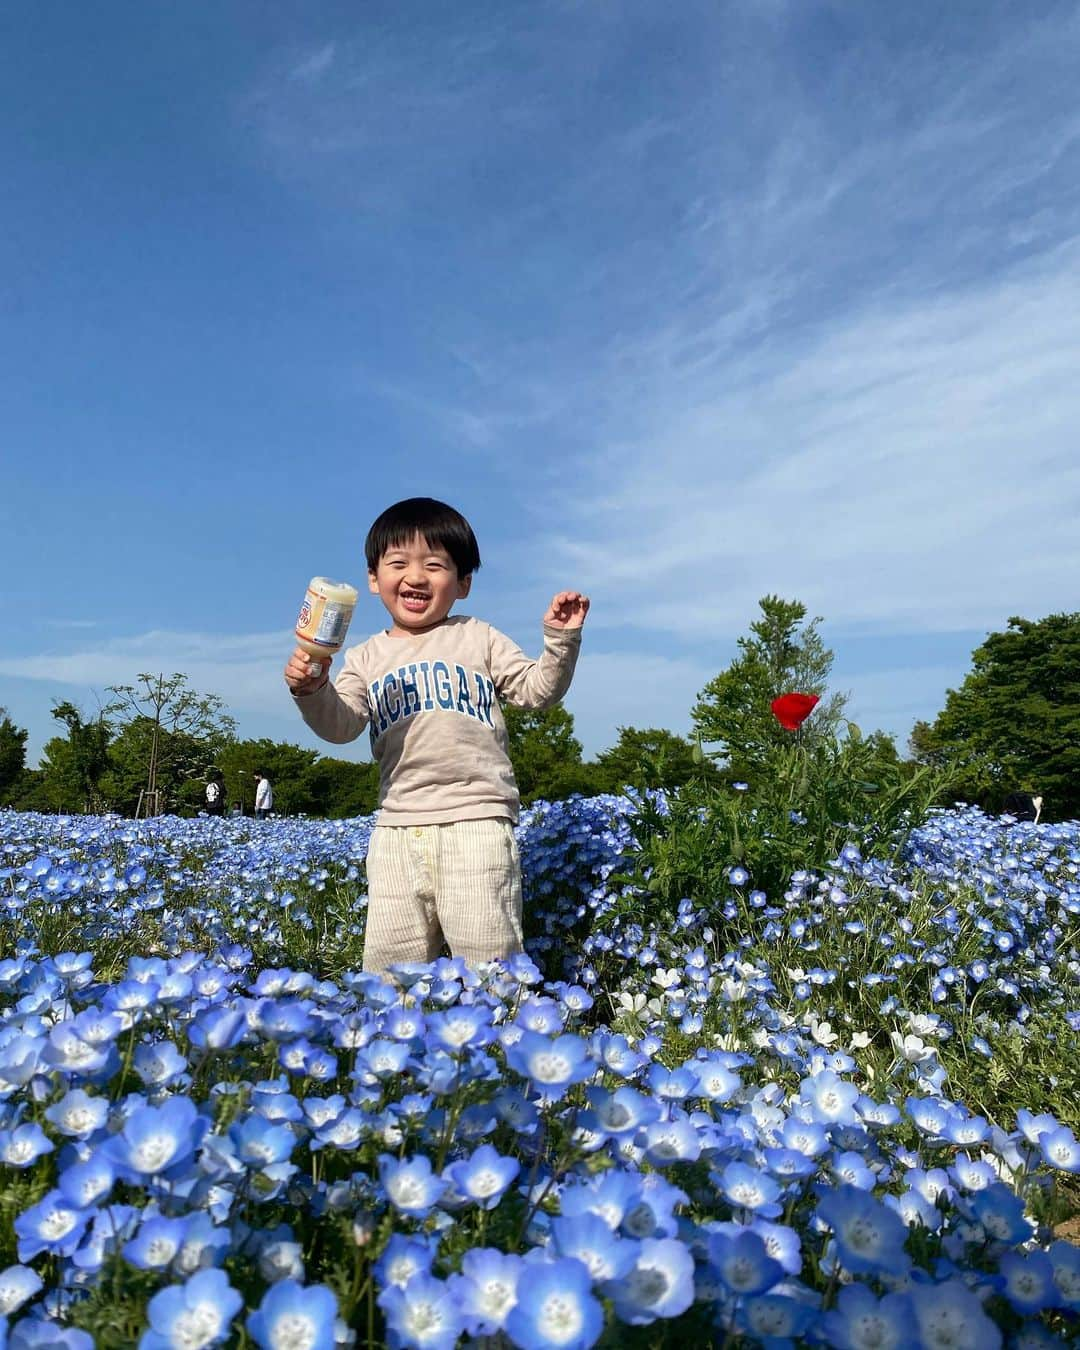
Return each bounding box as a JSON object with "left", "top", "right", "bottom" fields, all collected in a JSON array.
[
  {"left": 0, "top": 630, "right": 292, "bottom": 719},
  {"left": 541, "top": 240, "right": 1080, "bottom": 638},
  {"left": 290, "top": 42, "right": 336, "bottom": 83}
]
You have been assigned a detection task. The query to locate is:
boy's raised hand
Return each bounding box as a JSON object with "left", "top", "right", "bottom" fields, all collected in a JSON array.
[
  {"left": 544, "top": 590, "right": 590, "bottom": 629},
  {"left": 284, "top": 646, "right": 331, "bottom": 695}
]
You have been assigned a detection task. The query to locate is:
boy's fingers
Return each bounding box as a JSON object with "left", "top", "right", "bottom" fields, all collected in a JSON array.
[{"left": 285, "top": 651, "right": 331, "bottom": 689}]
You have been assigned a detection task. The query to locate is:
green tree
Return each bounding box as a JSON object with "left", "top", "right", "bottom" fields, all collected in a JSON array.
[
  {"left": 591, "top": 726, "right": 703, "bottom": 795},
  {"left": 692, "top": 595, "right": 846, "bottom": 779},
  {"left": 218, "top": 739, "right": 321, "bottom": 817},
  {"left": 504, "top": 705, "right": 595, "bottom": 805},
  {"left": 104, "top": 673, "right": 236, "bottom": 815},
  {"left": 0, "top": 707, "right": 28, "bottom": 805},
  {"left": 300, "top": 756, "right": 380, "bottom": 818},
  {"left": 39, "top": 702, "right": 111, "bottom": 812},
  {"left": 101, "top": 720, "right": 216, "bottom": 816},
  {"left": 910, "top": 612, "right": 1080, "bottom": 820}
]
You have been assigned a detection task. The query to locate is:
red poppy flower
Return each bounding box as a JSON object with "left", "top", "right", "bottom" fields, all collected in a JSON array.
[{"left": 771, "top": 692, "right": 819, "bottom": 731}]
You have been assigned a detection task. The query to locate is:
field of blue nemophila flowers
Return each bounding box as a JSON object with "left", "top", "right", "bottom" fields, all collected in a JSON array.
[{"left": 0, "top": 794, "right": 1078, "bottom": 1349}]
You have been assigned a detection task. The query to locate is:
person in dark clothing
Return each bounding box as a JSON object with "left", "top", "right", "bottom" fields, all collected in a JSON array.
[
  {"left": 1002, "top": 791, "right": 1037, "bottom": 822},
  {"left": 204, "top": 769, "right": 227, "bottom": 817}
]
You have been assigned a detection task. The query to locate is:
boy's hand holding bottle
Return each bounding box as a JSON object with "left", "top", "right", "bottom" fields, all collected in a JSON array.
[
  {"left": 544, "top": 590, "right": 590, "bottom": 628},
  {"left": 284, "top": 649, "right": 331, "bottom": 696}
]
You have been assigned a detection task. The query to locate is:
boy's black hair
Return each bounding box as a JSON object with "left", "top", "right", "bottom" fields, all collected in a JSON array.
[{"left": 365, "top": 498, "right": 481, "bottom": 578}]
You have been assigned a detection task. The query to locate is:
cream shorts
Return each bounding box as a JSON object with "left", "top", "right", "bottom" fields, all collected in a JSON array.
[{"left": 362, "top": 818, "right": 524, "bottom": 973}]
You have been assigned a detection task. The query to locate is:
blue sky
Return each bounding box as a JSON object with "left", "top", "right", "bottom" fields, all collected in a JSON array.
[{"left": 3, "top": 1, "right": 1079, "bottom": 767}]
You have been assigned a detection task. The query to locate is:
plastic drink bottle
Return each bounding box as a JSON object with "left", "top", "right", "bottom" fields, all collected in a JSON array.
[{"left": 294, "top": 577, "right": 359, "bottom": 677}]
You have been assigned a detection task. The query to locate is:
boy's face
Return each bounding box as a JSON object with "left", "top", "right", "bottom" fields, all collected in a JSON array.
[{"left": 369, "top": 532, "right": 471, "bottom": 637}]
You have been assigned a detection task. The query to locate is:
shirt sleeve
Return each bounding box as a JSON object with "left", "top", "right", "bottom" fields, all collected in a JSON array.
[
  {"left": 292, "top": 644, "right": 372, "bottom": 744},
  {"left": 487, "top": 622, "right": 582, "bottom": 710}
]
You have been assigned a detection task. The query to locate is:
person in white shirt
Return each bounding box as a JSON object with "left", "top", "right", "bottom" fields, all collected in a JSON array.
[{"left": 254, "top": 771, "right": 273, "bottom": 819}]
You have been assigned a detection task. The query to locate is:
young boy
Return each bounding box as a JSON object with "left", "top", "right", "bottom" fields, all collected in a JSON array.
[{"left": 284, "top": 497, "right": 589, "bottom": 973}]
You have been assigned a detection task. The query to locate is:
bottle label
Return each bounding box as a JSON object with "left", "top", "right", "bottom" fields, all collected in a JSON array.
[{"left": 296, "top": 588, "right": 355, "bottom": 650}]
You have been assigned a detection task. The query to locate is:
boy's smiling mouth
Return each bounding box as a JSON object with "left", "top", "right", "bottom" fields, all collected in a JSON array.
[{"left": 400, "top": 589, "right": 431, "bottom": 611}]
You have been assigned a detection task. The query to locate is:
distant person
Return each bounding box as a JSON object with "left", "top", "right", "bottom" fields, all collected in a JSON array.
[
  {"left": 283, "top": 496, "right": 588, "bottom": 974},
  {"left": 254, "top": 771, "right": 273, "bottom": 819},
  {"left": 204, "top": 768, "right": 226, "bottom": 817},
  {"left": 1002, "top": 791, "right": 1037, "bottom": 822}
]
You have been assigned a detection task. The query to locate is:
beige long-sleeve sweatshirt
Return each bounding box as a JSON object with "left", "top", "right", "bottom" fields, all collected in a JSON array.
[{"left": 293, "top": 615, "right": 581, "bottom": 825}]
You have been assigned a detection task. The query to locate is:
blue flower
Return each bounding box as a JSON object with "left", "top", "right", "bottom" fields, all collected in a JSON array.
[
  {"left": 425, "top": 1007, "right": 495, "bottom": 1052},
  {"left": 7, "top": 1317, "right": 95, "bottom": 1348},
  {"left": 13, "top": 1190, "right": 92, "bottom": 1261},
  {"left": 996, "top": 1248, "right": 1060, "bottom": 1315},
  {"left": 228, "top": 1114, "right": 297, "bottom": 1170},
  {"left": 123, "top": 1215, "right": 191, "bottom": 1271},
  {"left": 909, "top": 1278, "right": 1001, "bottom": 1349},
  {"left": 504, "top": 1032, "right": 593, "bottom": 1100},
  {"left": 714, "top": 1162, "right": 783, "bottom": 1218},
  {"left": 133, "top": 1041, "right": 189, "bottom": 1088},
  {"left": 707, "top": 1229, "right": 783, "bottom": 1296},
  {"left": 691, "top": 1057, "right": 741, "bottom": 1102},
  {"left": 560, "top": 1171, "right": 643, "bottom": 1231},
  {"left": 819, "top": 1283, "right": 914, "bottom": 1350},
  {"left": 56, "top": 1153, "right": 116, "bottom": 1210},
  {"left": 0, "top": 1123, "right": 54, "bottom": 1168},
  {"left": 606, "top": 1236, "right": 695, "bottom": 1325},
  {"left": 0, "top": 1264, "right": 43, "bottom": 1318},
  {"left": 102, "top": 1096, "right": 208, "bottom": 1181},
  {"left": 378, "top": 1273, "right": 464, "bottom": 1350},
  {"left": 815, "top": 1185, "right": 911, "bottom": 1277},
  {"left": 447, "top": 1247, "right": 523, "bottom": 1336},
  {"left": 139, "top": 1268, "right": 242, "bottom": 1350},
  {"left": 800, "top": 1069, "right": 860, "bottom": 1125},
  {"left": 504, "top": 1257, "right": 604, "bottom": 1350},
  {"left": 643, "top": 1116, "right": 701, "bottom": 1166},
  {"left": 734, "top": 1290, "right": 819, "bottom": 1343},
  {"left": 551, "top": 1213, "right": 638, "bottom": 1283},
  {"left": 374, "top": 1234, "right": 439, "bottom": 1291},
  {"left": 247, "top": 1279, "right": 338, "bottom": 1350},
  {"left": 1039, "top": 1125, "right": 1080, "bottom": 1173},
  {"left": 378, "top": 1153, "right": 447, "bottom": 1218},
  {"left": 1049, "top": 1238, "right": 1080, "bottom": 1309},
  {"left": 188, "top": 1007, "right": 248, "bottom": 1051},
  {"left": 444, "top": 1144, "right": 520, "bottom": 1210}
]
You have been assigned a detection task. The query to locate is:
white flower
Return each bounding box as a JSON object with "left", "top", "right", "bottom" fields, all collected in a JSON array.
[
  {"left": 808, "top": 1018, "right": 838, "bottom": 1048},
  {"left": 890, "top": 1031, "right": 936, "bottom": 1064},
  {"left": 850, "top": 1031, "right": 872, "bottom": 1050}
]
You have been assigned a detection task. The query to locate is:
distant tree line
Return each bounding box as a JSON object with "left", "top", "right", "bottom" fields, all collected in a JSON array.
[{"left": 1, "top": 603, "right": 1076, "bottom": 820}]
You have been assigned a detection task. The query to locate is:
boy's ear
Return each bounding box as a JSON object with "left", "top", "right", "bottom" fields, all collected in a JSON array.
[
  {"left": 457, "top": 573, "right": 472, "bottom": 599},
  {"left": 368, "top": 570, "right": 380, "bottom": 595}
]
